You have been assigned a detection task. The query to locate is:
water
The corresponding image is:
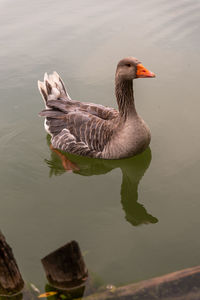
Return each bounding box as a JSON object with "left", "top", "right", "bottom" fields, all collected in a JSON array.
[{"left": 0, "top": 0, "right": 200, "bottom": 293}]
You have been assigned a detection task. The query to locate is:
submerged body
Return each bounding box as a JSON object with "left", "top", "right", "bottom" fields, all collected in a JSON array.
[{"left": 38, "top": 57, "right": 155, "bottom": 159}]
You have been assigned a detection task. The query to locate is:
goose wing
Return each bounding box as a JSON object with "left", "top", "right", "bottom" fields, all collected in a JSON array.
[
  {"left": 38, "top": 71, "right": 117, "bottom": 157},
  {"left": 49, "top": 97, "right": 119, "bottom": 120},
  {"left": 42, "top": 107, "right": 114, "bottom": 157}
]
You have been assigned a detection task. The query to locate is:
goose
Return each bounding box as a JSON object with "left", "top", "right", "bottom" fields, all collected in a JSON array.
[{"left": 38, "top": 57, "right": 155, "bottom": 159}]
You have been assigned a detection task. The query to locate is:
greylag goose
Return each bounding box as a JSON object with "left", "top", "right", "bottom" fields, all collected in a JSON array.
[{"left": 38, "top": 57, "right": 155, "bottom": 159}]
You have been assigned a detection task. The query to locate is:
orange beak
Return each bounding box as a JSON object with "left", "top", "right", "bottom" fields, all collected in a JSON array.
[{"left": 136, "top": 64, "right": 155, "bottom": 78}]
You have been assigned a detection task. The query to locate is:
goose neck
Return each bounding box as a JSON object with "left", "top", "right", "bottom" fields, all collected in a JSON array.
[{"left": 115, "top": 77, "right": 137, "bottom": 119}]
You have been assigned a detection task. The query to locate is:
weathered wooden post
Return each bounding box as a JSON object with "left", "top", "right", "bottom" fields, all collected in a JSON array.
[
  {"left": 0, "top": 231, "right": 24, "bottom": 296},
  {"left": 41, "top": 240, "right": 88, "bottom": 298}
]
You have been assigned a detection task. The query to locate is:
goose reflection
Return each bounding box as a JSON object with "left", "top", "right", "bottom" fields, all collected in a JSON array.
[{"left": 45, "top": 136, "right": 158, "bottom": 226}]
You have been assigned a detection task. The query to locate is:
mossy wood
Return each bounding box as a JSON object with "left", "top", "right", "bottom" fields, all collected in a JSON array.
[
  {"left": 41, "top": 240, "right": 88, "bottom": 289},
  {"left": 0, "top": 231, "right": 24, "bottom": 295}
]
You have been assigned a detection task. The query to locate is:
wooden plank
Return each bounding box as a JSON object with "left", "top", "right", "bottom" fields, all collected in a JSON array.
[{"left": 83, "top": 265, "right": 200, "bottom": 300}]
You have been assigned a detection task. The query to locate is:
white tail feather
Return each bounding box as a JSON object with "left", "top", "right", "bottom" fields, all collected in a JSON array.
[
  {"left": 38, "top": 72, "right": 71, "bottom": 108},
  {"left": 38, "top": 80, "right": 48, "bottom": 108}
]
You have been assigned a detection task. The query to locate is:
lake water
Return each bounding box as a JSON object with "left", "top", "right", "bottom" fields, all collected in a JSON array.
[{"left": 0, "top": 0, "right": 200, "bottom": 294}]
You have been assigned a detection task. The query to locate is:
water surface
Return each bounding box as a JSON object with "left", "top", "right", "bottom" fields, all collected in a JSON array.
[{"left": 0, "top": 0, "right": 200, "bottom": 292}]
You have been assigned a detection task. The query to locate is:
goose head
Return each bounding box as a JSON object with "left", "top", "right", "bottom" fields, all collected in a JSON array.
[{"left": 116, "top": 57, "right": 155, "bottom": 81}]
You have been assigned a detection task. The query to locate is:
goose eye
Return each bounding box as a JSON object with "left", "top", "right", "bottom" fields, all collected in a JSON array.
[{"left": 125, "top": 64, "right": 131, "bottom": 67}]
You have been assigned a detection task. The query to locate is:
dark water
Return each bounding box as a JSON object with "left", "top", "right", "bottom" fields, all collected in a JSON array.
[{"left": 0, "top": 0, "right": 200, "bottom": 293}]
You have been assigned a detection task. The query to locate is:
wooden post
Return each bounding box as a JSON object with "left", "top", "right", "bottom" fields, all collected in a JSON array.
[
  {"left": 0, "top": 231, "right": 24, "bottom": 295},
  {"left": 41, "top": 240, "right": 88, "bottom": 290}
]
